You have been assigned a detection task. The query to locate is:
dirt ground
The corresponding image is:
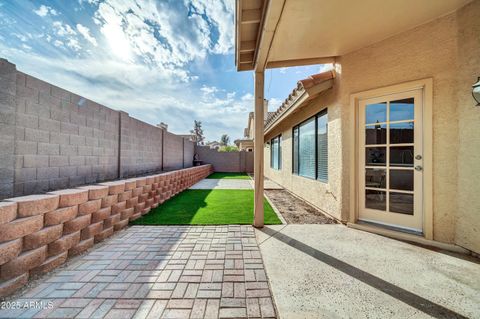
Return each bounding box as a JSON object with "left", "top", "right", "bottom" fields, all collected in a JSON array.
[{"left": 265, "top": 189, "right": 337, "bottom": 224}]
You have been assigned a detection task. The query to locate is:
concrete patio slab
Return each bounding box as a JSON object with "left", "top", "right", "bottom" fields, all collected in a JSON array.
[
  {"left": 1, "top": 226, "right": 276, "bottom": 319},
  {"left": 189, "top": 179, "right": 253, "bottom": 190},
  {"left": 255, "top": 224, "right": 480, "bottom": 319}
]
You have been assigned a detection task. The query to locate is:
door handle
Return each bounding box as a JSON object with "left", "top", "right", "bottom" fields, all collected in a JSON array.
[{"left": 415, "top": 165, "right": 423, "bottom": 171}]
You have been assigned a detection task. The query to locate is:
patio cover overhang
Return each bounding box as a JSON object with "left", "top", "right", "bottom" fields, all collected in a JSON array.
[
  {"left": 235, "top": 0, "right": 470, "bottom": 71},
  {"left": 235, "top": 0, "right": 471, "bottom": 227}
]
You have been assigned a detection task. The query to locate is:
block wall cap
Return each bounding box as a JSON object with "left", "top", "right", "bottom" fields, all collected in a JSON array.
[
  {"left": 5, "top": 195, "right": 59, "bottom": 217},
  {"left": 0, "top": 202, "right": 18, "bottom": 224}
]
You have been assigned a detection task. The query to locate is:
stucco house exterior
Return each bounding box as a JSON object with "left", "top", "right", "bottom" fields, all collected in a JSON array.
[
  {"left": 178, "top": 134, "right": 197, "bottom": 143},
  {"left": 235, "top": 100, "right": 273, "bottom": 151},
  {"left": 234, "top": 112, "right": 254, "bottom": 151},
  {"left": 205, "top": 141, "right": 222, "bottom": 150},
  {"left": 235, "top": 0, "right": 480, "bottom": 255}
]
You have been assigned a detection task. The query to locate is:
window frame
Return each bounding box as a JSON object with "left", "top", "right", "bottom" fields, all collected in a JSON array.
[
  {"left": 292, "top": 109, "right": 328, "bottom": 182},
  {"left": 270, "top": 135, "right": 282, "bottom": 170},
  {"left": 292, "top": 126, "right": 299, "bottom": 175}
]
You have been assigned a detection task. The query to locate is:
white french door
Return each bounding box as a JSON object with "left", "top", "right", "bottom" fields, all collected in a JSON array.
[{"left": 358, "top": 89, "right": 423, "bottom": 232}]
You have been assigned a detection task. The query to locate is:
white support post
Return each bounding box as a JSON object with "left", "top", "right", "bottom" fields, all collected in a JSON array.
[{"left": 253, "top": 71, "right": 265, "bottom": 228}]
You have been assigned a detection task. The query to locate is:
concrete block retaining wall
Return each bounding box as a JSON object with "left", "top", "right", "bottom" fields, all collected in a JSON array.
[
  {"left": 0, "top": 164, "right": 212, "bottom": 297},
  {"left": 0, "top": 58, "right": 195, "bottom": 199}
]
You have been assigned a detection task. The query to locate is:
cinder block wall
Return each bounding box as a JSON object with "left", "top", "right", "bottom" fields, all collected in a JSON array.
[
  {"left": 0, "top": 164, "right": 212, "bottom": 297},
  {"left": 164, "top": 131, "right": 188, "bottom": 171},
  {"left": 194, "top": 146, "right": 253, "bottom": 173},
  {"left": 0, "top": 59, "right": 194, "bottom": 199},
  {"left": 119, "top": 112, "right": 163, "bottom": 178},
  {"left": 14, "top": 71, "right": 120, "bottom": 196},
  {"left": 183, "top": 137, "right": 195, "bottom": 168},
  {"left": 0, "top": 60, "right": 16, "bottom": 199}
]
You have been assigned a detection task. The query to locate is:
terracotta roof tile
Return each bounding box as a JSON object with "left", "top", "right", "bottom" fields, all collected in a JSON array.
[{"left": 265, "top": 70, "right": 335, "bottom": 129}]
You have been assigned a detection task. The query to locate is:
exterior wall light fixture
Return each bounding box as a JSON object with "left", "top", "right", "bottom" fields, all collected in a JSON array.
[{"left": 473, "top": 77, "right": 480, "bottom": 106}]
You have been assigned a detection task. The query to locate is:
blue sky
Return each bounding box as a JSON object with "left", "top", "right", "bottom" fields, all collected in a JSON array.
[{"left": 0, "top": 0, "right": 327, "bottom": 142}]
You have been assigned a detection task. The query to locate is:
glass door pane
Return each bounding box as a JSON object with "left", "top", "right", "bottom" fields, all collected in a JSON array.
[
  {"left": 363, "top": 98, "right": 416, "bottom": 214},
  {"left": 359, "top": 89, "right": 423, "bottom": 232}
]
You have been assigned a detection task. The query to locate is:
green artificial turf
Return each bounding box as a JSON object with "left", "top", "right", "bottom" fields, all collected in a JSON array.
[
  {"left": 206, "top": 172, "right": 251, "bottom": 180},
  {"left": 132, "top": 189, "right": 282, "bottom": 225}
]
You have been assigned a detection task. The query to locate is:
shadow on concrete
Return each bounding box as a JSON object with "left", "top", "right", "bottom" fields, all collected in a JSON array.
[{"left": 258, "top": 226, "right": 468, "bottom": 319}]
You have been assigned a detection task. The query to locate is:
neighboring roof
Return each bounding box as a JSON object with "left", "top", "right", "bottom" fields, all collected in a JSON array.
[
  {"left": 234, "top": 139, "right": 254, "bottom": 147},
  {"left": 247, "top": 111, "right": 274, "bottom": 124},
  {"left": 244, "top": 110, "right": 275, "bottom": 138},
  {"left": 264, "top": 70, "right": 335, "bottom": 133}
]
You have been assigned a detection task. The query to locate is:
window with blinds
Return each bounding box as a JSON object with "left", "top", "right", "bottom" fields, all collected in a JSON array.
[
  {"left": 293, "top": 127, "right": 299, "bottom": 174},
  {"left": 298, "top": 118, "right": 315, "bottom": 178},
  {"left": 317, "top": 112, "right": 328, "bottom": 182},
  {"left": 270, "top": 135, "right": 281, "bottom": 170},
  {"left": 292, "top": 109, "right": 328, "bottom": 182}
]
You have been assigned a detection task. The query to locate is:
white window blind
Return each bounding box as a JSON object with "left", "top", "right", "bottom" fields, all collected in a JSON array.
[
  {"left": 293, "top": 127, "right": 299, "bottom": 174},
  {"left": 293, "top": 109, "right": 328, "bottom": 182},
  {"left": 317, "top": 112, "right": 328, "bottom": 181},
  {"left": 270, "top": 135, "right": 281, "bottom": 170},
  {"left": 298, "top": 118, "right": 315, "bottom": 178}
]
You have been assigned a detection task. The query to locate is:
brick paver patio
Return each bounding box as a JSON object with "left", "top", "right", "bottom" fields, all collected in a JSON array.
[{"left": 1, "top": 226, "right": 276, "bottom": 319}]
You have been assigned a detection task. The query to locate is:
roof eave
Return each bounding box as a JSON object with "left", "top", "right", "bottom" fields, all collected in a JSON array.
[{"left": 264, "top": 78, "right": 334, "bottom": 136}]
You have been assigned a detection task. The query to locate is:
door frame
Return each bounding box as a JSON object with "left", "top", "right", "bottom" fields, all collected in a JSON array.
[{"left": 349, "top": 78, "right": 433, "bottom": 240}]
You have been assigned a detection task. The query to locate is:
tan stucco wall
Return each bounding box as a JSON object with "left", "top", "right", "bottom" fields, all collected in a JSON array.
[
  {"left": 340, "top": 9, "right": 460, "bottom": 244},
  {"left": 264, "top": 91, "right": 343, "bottom": 220},
  {"left": 455, "top": 0, "right": 480, "bottom": 253},
  {"left": 238, "top": 140, "right": 254, "bottom": 151},
  {"left": 264, "top": 1, "right": 479, "bottom": 252}
]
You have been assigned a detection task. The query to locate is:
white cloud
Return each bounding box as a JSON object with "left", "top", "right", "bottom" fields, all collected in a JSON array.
[
  {"left": 268, "top": 98, "right": 283, "bottom": 111},
  {"left": 78, "top": 0, "right": 100, "bottom": 5},
  {"left": 53, "top": 21, "right": 76, "bottom": 36},
  {"left": 34, "top": 5, "right": 58, "bottom": 17},
  {"left": 49, "top": 21, "right": 82, "bottom": 51},
  {"left": 92, "top": 0, "right": 233, "bottom": 69},
  {"left": 66, "top": 38, "right": 81, "bottom": 51},
  {"left": 34, "top": 5, "right": 48, "bottom": 17},
  {"left": 241, "top": 93, "right": 253, "bottom": 101},
  {"left": 189, "top": 0, "right": 234, "bottom": 54},
  {"left": 29, "top": 1, "right": 234, "bottom": 80},
  {"left": 318, "top": 63, "right": 334, "bottom": 72},
  {"left": 76, "top": 24, "right": 98, "bottom": 46},
  {"left": 1, "top": 0, "right": 249, "bottom": 142},
  {"left": 14, "top": 33, "right": 29, "bottom": 42},
  {"left": 201, "top": 85, "right": 218, "bottom": 97}
]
